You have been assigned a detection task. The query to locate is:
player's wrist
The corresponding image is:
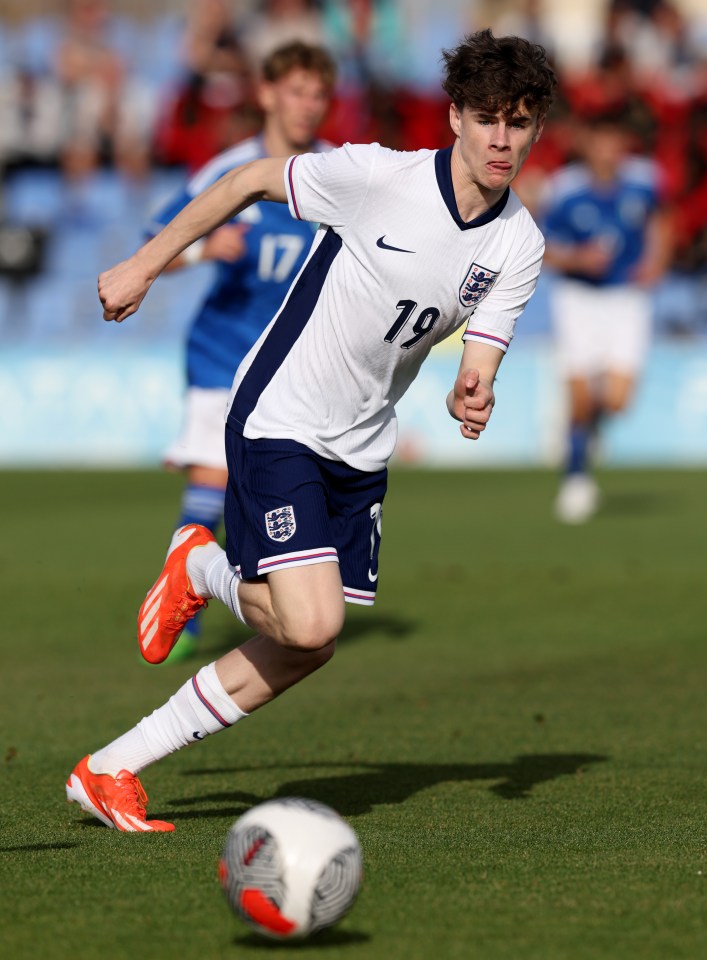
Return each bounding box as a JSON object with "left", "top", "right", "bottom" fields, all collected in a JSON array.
[
  {"left": 182, "top": 238, "right": 207, "bottom": 265},
  {"left": 477, "top": 375, "right": 496, "bottom": 397}
]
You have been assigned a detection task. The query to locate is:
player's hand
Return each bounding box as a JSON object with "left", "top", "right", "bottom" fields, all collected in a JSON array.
[
  {"left": 631, "top": 258, "right": 663, "bottom": 287},
  {"left": 574, "top": 240, "right": 613, "bottom": 277},
  {"left": 203, "top": 223, "right": 250, "bottom": 263},
  {"left": 98, "top": 257, "right": 153, "bottom": 323},
  {"left": 453, "top": 368, "right": 495, "bottom": 440}
]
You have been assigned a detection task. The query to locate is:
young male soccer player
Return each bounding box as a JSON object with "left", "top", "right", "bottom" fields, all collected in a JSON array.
[
  {"left": 67, "top": 30, "right": 556, "bottom": 831},
  {"left": 150, "top": 42, "right": 335, "bottom": 660},
  {"left": 543, "top": 110, "right": 670, "bottom": 523}
]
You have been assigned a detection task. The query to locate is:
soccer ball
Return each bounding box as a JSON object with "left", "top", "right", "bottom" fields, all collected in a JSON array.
[{"left": 218, "top": 797, "right": 363, "bottom": 940}]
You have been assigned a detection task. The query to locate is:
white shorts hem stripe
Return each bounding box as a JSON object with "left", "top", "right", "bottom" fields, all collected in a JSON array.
[
  {"left": 257, "top": 547, "right": 338, "bottom": 575},
  {"left": 344, "top": 587, "right": 376, "bottom": 606}
]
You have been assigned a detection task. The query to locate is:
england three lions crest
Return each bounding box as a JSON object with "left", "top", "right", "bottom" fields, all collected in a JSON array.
[
  {"left": 459, "top": 262, "right": 500, "bottom": 308},
  {"left": 265, "top": 505, "right": 297, "bottom": 542}
]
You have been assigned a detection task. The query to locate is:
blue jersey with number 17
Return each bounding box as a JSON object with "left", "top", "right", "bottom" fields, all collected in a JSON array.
[{"left": 146, "top": 135, "right": 331, "bottom": 389}]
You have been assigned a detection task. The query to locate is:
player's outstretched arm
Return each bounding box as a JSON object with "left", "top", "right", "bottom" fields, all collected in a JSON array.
[
  {"left": 447, "top": 340, "right": 503, "bottom": 440},
  {"left": 98, "top": 158, "right": 289, "bottom": 323},
  {"left": 163, "top": 224, "right": 251, "bottom": 274}
]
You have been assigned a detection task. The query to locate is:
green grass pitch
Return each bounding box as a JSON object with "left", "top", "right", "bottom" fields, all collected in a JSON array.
[{"left": 1, "top": 468, "right": 705, "bottom": 960}]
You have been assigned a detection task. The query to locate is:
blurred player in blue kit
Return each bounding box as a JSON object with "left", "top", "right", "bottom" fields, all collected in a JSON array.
[
  {"left": 542, "top": 110, "right": 671, "bottom": 523},
  {"left": 67, "top": 30, "right": 556, "bottom": 832},
  {"left": 150, "top": 42, "right": 335, "bottom": 659}
]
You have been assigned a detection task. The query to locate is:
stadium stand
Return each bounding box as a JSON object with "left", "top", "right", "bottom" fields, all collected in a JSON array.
[{"left": 0, "top": 1, "right": 706, "bottom": 467}]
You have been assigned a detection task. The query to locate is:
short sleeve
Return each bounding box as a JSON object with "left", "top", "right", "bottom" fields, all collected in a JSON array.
[
  {"left": 462, "top": 234, "right": 545, "bottom": 353},
  {"left": 284, "top": 142, "right": 381, "bottom": 228}
]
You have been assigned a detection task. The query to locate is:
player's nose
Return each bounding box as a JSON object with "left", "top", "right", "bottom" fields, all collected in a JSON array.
[{"left": 491, "top": 125, "right": 511, "bottom": 148}]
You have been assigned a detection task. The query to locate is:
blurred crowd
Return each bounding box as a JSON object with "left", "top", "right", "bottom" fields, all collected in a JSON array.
[
  {"left": 0, "top": 0, "right": 469, "bottom": 175},
  {"left": 0, "top": 0, "right": 706, "bottom": 336}
]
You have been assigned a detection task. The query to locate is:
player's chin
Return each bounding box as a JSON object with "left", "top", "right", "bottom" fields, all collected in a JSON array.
[
  {"left": 291, "top": 125, "right": 318, "bottom": 148},
  {"left": 483, "top": 167, "right": 514, "bottom": 189}
]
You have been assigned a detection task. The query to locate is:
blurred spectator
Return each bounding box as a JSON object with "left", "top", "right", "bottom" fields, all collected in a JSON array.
[
  {"left": 1, "top": 1, "right": 153, "bottom": 177},
  {"left": 183, "top": 0, "right": 247, "bottom": 79},
  {"left": 563, "top": 40, "right": 661, "bottom": 150},
  {"left": 484, "top": 0, "right": 555, "bottom": 61},
  {"left": 54, "top": 0, "right": 153, "bottom": 179},
  {"left": 390, "top": 0, "right": 465, "bottom": 150},
  {"left": 606, "top": 0, "right": 700, "bottom": 84},
  {"left": 323, "top": 0, "right": 403, "bottom": 90},
  {"left": 154, "top": 0, "right": 256, "bottom": 171},
  {"left": 654, "top": 97, "right": 707, "bottom": 334},
  {"left": 240, "top": 0, "right": 325, "bottom": 69},
  {"left": 0, "top": 43, "right": 64, "bottom": 168},
  {"left": 673, "top": 99, "right": 707, "bottom": 274},
  {"left": 1, "top": 0, "right": 705, "bottom": 356},
  {"left": 319, "top": 0, "right": 406, "bottom": 145}
]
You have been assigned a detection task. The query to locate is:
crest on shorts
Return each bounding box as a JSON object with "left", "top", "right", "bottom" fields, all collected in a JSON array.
[
  {"left": 459, "top": 262, "right": 499, "bottom": 308},
  {"left": 265, "top": 505, "right": 297, "bottom": 542}
]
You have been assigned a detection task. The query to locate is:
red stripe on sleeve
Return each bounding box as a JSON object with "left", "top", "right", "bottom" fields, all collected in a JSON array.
[
  {"left": 287, "top": 157, "right": 302, "bottom": 220},
  {"left": 465, "top": 330, "right": 509, "bottom": 347}
]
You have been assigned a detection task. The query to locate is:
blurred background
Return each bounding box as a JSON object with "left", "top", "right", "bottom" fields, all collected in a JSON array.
[{"left": 1, "top": 0, "right": 706, "bottom": 468}]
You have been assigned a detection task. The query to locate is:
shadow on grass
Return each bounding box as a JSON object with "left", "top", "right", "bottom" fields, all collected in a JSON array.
[
  {"left": 339, "top": 613, "right": 416, "bottom": 643},
  {"left": 598, "top": 489, "right": 676, "bottom": 518},
  {"left": 172, "top": 753, "right": 608, "bottom": 820},
  {"left": 0, "top": 842, "right": 80, "bottom": 852},
  {"left": 234, "top": 929, "right": 370, "bottom": 949},
  {"left": 205, "top": 613, "right": 417, "bottom": 659}
]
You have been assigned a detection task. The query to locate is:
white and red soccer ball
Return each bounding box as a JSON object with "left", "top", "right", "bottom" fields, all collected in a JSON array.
[{"left": 219, "top": 797, "right": 363, "bottom": 940}]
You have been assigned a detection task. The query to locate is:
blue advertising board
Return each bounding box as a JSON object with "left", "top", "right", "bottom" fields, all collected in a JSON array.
[{"left": 1, "top": 339, "right": 707, "bottom": 467}]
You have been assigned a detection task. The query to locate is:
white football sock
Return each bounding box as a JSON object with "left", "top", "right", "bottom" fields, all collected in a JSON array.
[
  {"left": 187, "top": 542, "right": 245, "bottom": 624},
  {"left": 89, "top": 662, "right": 248, "bottom": 776}
]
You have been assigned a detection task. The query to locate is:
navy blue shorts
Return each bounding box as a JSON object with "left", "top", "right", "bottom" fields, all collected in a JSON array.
[{"left": 224, "top": 426, "right": 387, "bottom": 605}]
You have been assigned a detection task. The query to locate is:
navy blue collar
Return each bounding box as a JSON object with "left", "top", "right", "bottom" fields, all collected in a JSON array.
[{"left": 435, "top": 146, "right": 510, "bottom": 230}]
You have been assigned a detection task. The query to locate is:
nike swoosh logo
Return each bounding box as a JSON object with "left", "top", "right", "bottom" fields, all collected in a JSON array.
[
  {"left": 193, "top": 731, "right": 204, "bottom": 741},
  {"left": 376, "top": 235, "right": 415, "bottom": 254},
  {"left": 368, "top": 569, "right": 378, "bottom": 582}
]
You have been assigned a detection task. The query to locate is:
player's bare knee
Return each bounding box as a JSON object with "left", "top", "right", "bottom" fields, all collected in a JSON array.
[
  {"left": 278, "top": 606, "right": 344, "bottom": 652},
  {"left": 309, "top": 639, "right": 337, "bottom": 667}
]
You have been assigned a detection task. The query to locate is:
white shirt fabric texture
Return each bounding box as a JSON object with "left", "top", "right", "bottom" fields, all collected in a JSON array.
[{"left": 227, "top": 142, "right": 544, "bottom": 472}]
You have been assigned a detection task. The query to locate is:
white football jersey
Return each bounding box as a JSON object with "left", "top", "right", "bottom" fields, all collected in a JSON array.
[{"left": 227, "top": 142, "right": 544, "bottom": 471}]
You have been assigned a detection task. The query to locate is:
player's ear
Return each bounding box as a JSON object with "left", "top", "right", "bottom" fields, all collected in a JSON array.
[
  {"left": 449, "top": 102, "right": 462, "bottom": 138},
  {"left": 257, "top": 81, "right": 275, "bottom": 113}
]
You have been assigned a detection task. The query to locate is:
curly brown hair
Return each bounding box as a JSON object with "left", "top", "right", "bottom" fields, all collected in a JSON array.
[{"left": 441, "top": 29, "right": 556, "bottom": 119}]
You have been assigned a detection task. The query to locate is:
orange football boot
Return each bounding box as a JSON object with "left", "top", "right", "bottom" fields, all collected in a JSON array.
[
  {"left": 66, "top": 755, "right": 175, "bottom": 832},
  {"left": 138, "top": 524, "right": 216, "bottom": 664}
]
